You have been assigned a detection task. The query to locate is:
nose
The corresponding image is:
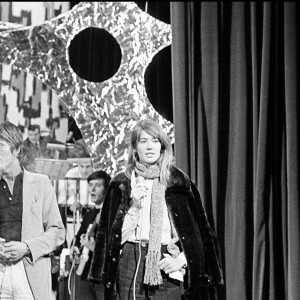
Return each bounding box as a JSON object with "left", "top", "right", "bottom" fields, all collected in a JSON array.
[{"left": 146, "top": 141, "right": 154, "bottom": 148}]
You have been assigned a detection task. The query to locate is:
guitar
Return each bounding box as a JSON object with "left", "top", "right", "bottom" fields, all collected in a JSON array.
[{"left": 76, "top": 220, "right": 97, "bottom": 276}]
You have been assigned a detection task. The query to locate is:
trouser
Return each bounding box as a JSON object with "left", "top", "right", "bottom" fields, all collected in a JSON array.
[
  {"left": 73, "top": 273, "right": 104, "bottom": 300},
  {"left": 117, "top": 242, "right": 182, "bottom": 300},
  {"left": 0, "top": 260, "right": 34, "bottom": 300}
]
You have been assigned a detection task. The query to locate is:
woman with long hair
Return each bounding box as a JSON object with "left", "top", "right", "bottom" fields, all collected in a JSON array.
[{"left": 89, "top": 118, "right": 223, "bottom": 299}]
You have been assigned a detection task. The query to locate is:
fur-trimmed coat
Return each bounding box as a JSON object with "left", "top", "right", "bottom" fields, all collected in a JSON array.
[{"left": 88, "top": 166, "right": 223, "bottom": 299}]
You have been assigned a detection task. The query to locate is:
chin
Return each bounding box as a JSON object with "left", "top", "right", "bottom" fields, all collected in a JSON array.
[{"left": 145, "top": 161, "right": 158, "bottom": 165}]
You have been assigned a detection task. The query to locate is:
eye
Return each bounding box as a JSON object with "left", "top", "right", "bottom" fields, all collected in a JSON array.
[{"left": 153, "top": 138, "right": 159, "bottom": 143}]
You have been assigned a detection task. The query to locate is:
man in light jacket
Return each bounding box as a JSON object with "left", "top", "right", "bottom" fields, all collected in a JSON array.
[{"left": 0, "top": 121, "right": 65, "bottom": 300}]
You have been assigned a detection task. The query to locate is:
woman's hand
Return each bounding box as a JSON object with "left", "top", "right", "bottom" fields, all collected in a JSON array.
[
  {"left": 131, "top": 178, "right": 147, "bottom": 209},
  {"left": 158, "top": 253, "right": 186, "bottom": 274}
]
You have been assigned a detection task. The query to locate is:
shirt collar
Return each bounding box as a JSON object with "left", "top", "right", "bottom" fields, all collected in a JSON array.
[
  {"left": 95, "top": 202, "right": 103, "bottom": 209},
  {"left": 0, "top": 165, "right": 23, "bottom": 182}
]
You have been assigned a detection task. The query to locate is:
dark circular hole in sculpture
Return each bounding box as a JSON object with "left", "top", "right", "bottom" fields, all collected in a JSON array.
[
  {"left": 68, "top": 27, "right": 122, "bottom": 82},
  {"left": 144, "top": 46, "right": 173, "bottom": 123}
]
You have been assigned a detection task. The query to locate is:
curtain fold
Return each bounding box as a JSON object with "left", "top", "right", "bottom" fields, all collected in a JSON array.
[
  {"left": 171, "top": 2, "right": 299, "bottom": 299},
  {"left": 283, "top": 3, "right": 300, "bottom": 298}
]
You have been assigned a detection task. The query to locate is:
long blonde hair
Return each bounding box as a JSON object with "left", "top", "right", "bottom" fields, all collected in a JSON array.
[{"left": 125, "top": 119, "right": 173, "bottom": 186}]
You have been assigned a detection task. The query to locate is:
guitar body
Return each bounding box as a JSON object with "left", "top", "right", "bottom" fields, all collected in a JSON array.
[{"left": 76, "top": 222, "right": 96, "bottom": 275}]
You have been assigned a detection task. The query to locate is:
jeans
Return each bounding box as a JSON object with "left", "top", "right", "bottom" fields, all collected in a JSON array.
[
  {"left": 117, "top": 242, "right": 182, "bottom": 300},
  {"left": 73, "top": 273, "right": 104, "bottom": 300}
]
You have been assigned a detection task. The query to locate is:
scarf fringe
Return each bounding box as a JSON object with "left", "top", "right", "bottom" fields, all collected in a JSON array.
[{"left": 143, "top": 250, "right": 163, "bottom": 286}]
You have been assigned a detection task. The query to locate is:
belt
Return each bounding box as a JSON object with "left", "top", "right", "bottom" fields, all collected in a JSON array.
[
  {"left": 130, "top": 240, "right": 168, "bottom": 249},
  {"left": 132, "top": 240, "right": 149, "bottom": 247}
]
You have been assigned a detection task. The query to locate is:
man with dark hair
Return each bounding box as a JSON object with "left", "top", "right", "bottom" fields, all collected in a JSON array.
[
  {"left": 22, "top": 124, "right": 49, "bottom": 171},
  {"left": 71, "top": 170, "right": 111, "bottom": 300},
  {"left": 0, "top": 121, "right": 65, "bottom": 299}
]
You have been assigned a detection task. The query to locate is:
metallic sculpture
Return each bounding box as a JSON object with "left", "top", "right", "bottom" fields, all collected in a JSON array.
[{"left": 0, "top": 2, "right": 173, "bottom": 175}]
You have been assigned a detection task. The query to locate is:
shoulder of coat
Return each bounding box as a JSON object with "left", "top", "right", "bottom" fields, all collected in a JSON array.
[
  {"left": 168, "top": 166, "right": 191, "bottom": 189},
  {"left": 109, "top": 172, "right": 130, "bottom": 187}
]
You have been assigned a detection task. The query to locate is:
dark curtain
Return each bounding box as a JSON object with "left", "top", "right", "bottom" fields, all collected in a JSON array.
[{"left": 171, "top": 2, "right": 299, "bottom": 300}]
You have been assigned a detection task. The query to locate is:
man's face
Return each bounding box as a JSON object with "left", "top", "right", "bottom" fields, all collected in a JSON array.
[
  {"left": 0, "top": 140, "right": 19, "bottom": 175},
  {"left": 78, "top": 162, "right": 93, "bottom": 178},
  {"left": 74, "top": 144, "right": 85, "bottom": 157},
  {"left": 88, "top": 178, "right": 106, "bottom": 205},
  {"left": 28, "top": 129, "right": 40, "bottom": 145}
]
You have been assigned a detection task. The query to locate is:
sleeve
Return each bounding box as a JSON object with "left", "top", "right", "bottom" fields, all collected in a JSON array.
[
  {"left": 121, "top": 207, "right": 140, "bottom": 244},
  {"left": 88, "top": 185, "right": 113, "bottom": 283},
  {"left": 190, "top": 180, "right": 224, "bottom": 286},
  {"left": 74, "top": 212, "right": 92, "bottom": 249},
  {"left": 177, "top": 251, "right": 187, "bottom": 266},
  {"left": 24, "top": 176, "right": 65, "bottom": 263}
]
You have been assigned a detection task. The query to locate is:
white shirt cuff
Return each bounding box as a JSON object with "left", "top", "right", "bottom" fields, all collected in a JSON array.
[{"left": 177, "top": 251, "right": 187, "bottom": 266}]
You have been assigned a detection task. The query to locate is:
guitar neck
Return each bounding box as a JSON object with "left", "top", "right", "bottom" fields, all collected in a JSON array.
[
  {"left": 75, "top": 218, "right": 98, "bottom": 276},
  {"left": 87, "top": 217, "right": 98, "bottom": 239}
]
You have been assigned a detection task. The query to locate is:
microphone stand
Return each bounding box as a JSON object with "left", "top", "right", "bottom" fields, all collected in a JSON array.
[{"left": 70, "top": 178, "right": 82, "bottom": 300}]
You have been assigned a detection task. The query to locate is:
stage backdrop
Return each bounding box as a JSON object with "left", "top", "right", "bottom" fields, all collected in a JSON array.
[
  {"left": 0, "top": 2, "right": 174, "bottom": 175},
  {"left": 0, "top": 2, "right": 70, "bottom": 142}
]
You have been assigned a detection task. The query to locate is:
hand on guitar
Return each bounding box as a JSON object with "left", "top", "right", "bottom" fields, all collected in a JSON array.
[
  {"left": 75, "top": 223, "right": 97, "bottom": 275},
  {"left": 80, "top": 233, "right": 95, "bottom": 252},
  {"left": 71, "top": 245, "right": 81, "bottom": 264}
]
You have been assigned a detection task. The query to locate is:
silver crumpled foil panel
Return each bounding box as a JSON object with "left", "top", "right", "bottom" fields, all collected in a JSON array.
[{"left": 0, "top": 2, "right": 174, "bottom": 175}]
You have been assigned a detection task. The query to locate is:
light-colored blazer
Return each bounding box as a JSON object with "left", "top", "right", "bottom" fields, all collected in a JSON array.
[{"left": 21, "top": 169, "right": 65, "bottom": 300}]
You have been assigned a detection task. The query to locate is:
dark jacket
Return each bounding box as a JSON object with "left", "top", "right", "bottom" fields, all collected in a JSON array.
[
  {"left": 88, "top": 166, "right": 223, "bottom": 299},
  {"left": 74, "top": 208, "right": 100, "bottom": 281}
]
